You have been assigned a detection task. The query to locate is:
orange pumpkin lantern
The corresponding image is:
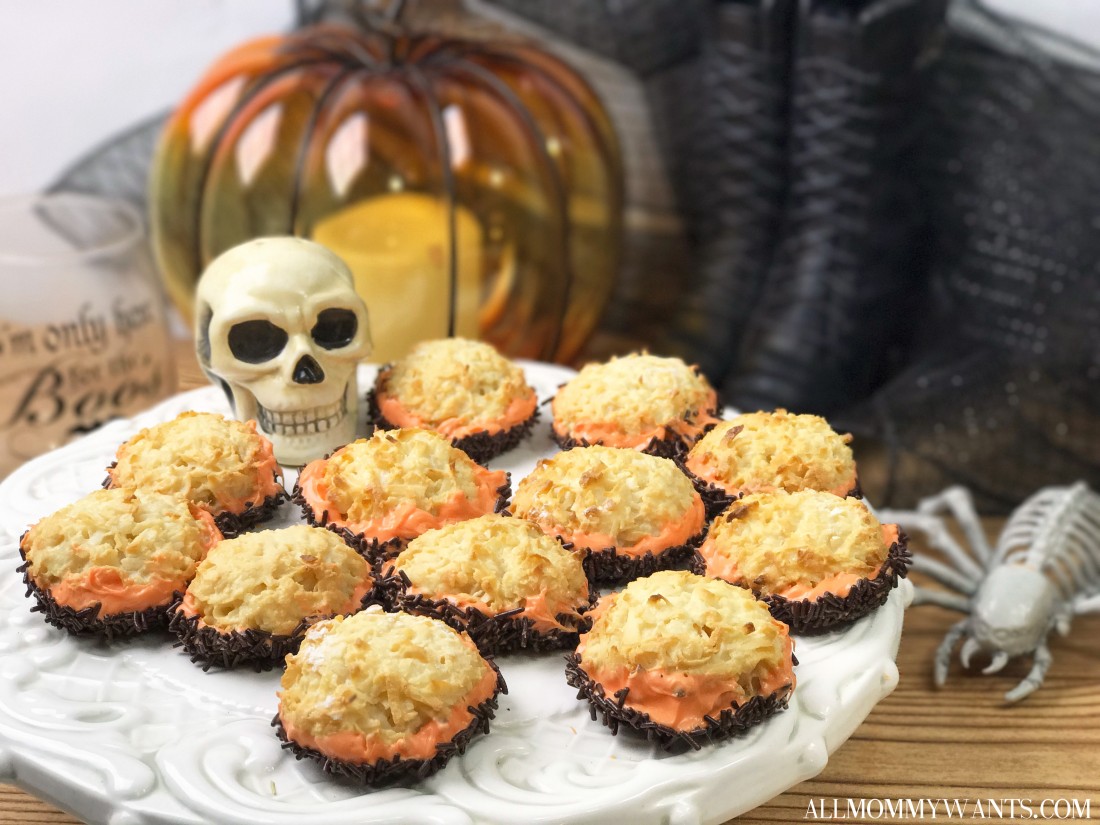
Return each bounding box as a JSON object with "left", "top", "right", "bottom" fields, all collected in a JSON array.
[{"left": 150, "top": 24, "right": 623, "bottom": 363}]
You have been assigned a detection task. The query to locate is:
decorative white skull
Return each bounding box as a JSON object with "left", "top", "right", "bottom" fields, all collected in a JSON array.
[{"left": 195, "top": 237, "right": 371, "bottom": 466}]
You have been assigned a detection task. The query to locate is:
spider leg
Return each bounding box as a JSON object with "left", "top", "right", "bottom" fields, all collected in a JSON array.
[
  {"left": 881, "top": 510, "right": 984, "bottom": 583},
  {"left": 1054, "top": 606, "right": 1074, "bottom": 636},
  {"left": 933, "top": 619, "right": 970, "bottom": 688},
  {"left": 960, "top": 636, "right": 982, "bottom": 669},
  {"left": 1073, "top": 591, "right": 1100, "bottom": 615},
  {"left": 932, "top": 487, "right": 995, "bottom": 567},
  {"left": 911, "top": 553, "right": 980, "bottom": 595},
  {"left": 1004, "top": 641, "right": 1053, "bottom": 703},
  {"left": 912, "top": 588, "right": 971, "bottom": 613}
]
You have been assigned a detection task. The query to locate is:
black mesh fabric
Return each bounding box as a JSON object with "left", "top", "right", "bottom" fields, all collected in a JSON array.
[
  {"left": 47, "top": 114, "right": 166, "bottom": 211},
  {"left": 482, "top": 0, "right": 707, "bottom": 76},
  {"left": 838, "top": 1, "right": 1100, "bottom": 511},
  {"left": 843, "top": 350, "right": 1100, "bottom": 512}
]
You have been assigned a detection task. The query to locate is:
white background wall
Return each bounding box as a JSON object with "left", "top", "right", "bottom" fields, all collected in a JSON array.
[
  {"left": 0, "top": 1, "right": 295, "bottom": 196},
  {"left": 0, "top": 0, "right": 1094, "bottom": 199}
]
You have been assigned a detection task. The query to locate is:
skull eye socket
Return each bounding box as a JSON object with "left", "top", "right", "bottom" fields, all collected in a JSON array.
[
  {"left": 312, "top": 308, "right": 358, "bottom": 350},
  {"left": 228, "top": 320, "right": 288, "bottom": 363}
]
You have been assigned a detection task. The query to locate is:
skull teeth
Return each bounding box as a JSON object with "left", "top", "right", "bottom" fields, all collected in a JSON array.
[{"left": 258, "top": 398, "right": 347, "bottom": 436}]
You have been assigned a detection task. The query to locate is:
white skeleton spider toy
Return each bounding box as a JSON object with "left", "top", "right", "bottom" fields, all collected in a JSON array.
[
  {"left": 195, "top": 237, "right": 372, "bottom": 466},
  {"left": 880, "top": 483, "right": 1100, "bottom": 702}
]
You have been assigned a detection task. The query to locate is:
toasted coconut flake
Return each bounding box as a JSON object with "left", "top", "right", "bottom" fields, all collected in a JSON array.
[
  {"left": 104, "top": 462, "right": 287, "bottom": 538},
  {"left": 168, "top": 568, "right": 389, "bottom": 671},
  {"left": 754, "top": 533, "right": 911, "bottom": 634},
  {"left": 370, "top": 388, "right": 540, "bottom": 465},
  {"left": 292, "top": 477, "right": 512, "bottom": 563},
  {"left": 272, "top": 660, "right": 506, "bottom": 786},
  {"left": 680, "top": 459, "right": 862, "bottom": 521}
]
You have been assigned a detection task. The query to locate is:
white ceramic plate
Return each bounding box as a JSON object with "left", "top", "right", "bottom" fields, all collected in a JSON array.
[{"left": 0, "top": 362, "right": 911, "bottom": 825}]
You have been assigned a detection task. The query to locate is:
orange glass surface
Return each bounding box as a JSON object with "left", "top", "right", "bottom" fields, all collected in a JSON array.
[{"left": 150, "top": 25, "right": 623, "bottom": 363}]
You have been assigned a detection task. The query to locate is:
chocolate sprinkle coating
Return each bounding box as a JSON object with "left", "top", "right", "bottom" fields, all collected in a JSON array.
[
  {"left": 548, "top": 363, "right": 719, "bottom": 460},
  {"left": 167, "top": 576, "right": 390, "bottom": 671},
  {"left": 17, "top": 541, "right": 171, "bottom": 640},
  {"left": 680, "top": 463, "right": 740, "bottom": 521},
  {"left": 759, "top": 531, "right": 911, "bottom": 634},
  {"left": 564, "top": 653, "right": 792, "bottom": 751},
  {"left": 272, "top": 659, "right": 507, "bottom": 786},
  {"left": 103, "top": 463, "right": 288, "bottom": 539},
  {"left": 678, "top": 459, "right": 862, "bottom": 522},
  {"left": 292, "top": 476, "right": 512, "bottom": 563},
  {"left": 692, "top": 529, "right": 911, "bottom": 635},
  {"left": 581, "top": 530, "right": 707, "bottom": 587},
  {"left": 385, "top": 569, "right": 595, "bottom": 655},
  {"left": 369, "top": 387, "right": 540, "bottom": 465},
  {"left": 552, "top": 420, "right": 718, "bottom": 460},
  {"left": 169, "top": 608, "right": 309, "bottom": 672},
  {"left": 212, "top": 487, "right": 288, "bottom": 538}
]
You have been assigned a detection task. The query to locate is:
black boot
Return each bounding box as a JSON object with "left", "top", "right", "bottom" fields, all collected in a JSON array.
[
  {"left": 727, "top": 0, "right": 947, "bottom": 415},
  {"left": 654, "top": 0, "right": 796, "bottom": 386}
]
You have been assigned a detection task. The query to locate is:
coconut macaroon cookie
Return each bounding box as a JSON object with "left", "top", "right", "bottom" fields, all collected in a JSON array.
[
  {"left": 551, "top": 353, "right": 719, "bottom": 457},
  {"left": 275, "top": 607, "right": 506, "bottom": 785},
  {"left": 683, "top": 409, "right": 860, "bottom": 519},
  {"left": 106, "top": 411, "right": 287, "bottom": 536},
  {"left": 566, "top": 570, "right": 795, "bottom": 749},
  {"left": 387, "top": 514, "right": 593, "bottom": 653},
  {"left": 18, "top": 487, "right": 221, "bottom": 638},
  {"left": 370, "top": 338, "right": 539, "bottom": 464},
  {"left": 294, "top": 428, "right": 510, "bottom": 559},
  {"left": 170, "top": 525, "right": 378, "bottom": 670},
  {"left": 696, "top": 491, "right": 909, "bottom": 633},
  {"left": 511, "top": 446, "right": 706, "bottom": 584}
]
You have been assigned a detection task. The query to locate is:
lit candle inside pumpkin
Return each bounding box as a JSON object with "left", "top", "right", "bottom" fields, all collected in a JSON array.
[{"left": 311, "top": 192, "right": 486, "bottom": 364}]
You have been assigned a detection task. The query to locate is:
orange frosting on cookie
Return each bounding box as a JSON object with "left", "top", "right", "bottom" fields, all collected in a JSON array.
[
  {"left": 550, "top": 493, "right": 706, "bottom": 556},
  {"left": 220, "top": 420, "right": 283, "bottom": 512},
  {"left": 279, "top": 658, "right": 499, "bottom": 762},
  {"left": 701, "top": 524, "right": 898, "bottom": 600},
  {"left": 176, "top": 580, "right": 371, "bottom": 634},
  {"left": 44, "top": 505, "right": 220, "bottom": 615},
  {"left": 688, "top": 458, "right": 857, "bottom": 499},
  {"left": 108, "top": 415, "right": 283, "bottom": 517},
  {"left": 578, "top": 632, "right": 795, "bottom": 731},
  {"left": 377, "top": 385, "right": 538, "bottom": 440},
  {"left": 51, "top": 571, "right": 187, "bottom": 616},
  {"left": 297, "top": 457, "right": 507, "bottom": 543}
]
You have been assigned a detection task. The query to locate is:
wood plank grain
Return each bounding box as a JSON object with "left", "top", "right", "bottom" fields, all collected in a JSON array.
[{"left": 0, "top": 787, "right": 79, "bottom": 824}]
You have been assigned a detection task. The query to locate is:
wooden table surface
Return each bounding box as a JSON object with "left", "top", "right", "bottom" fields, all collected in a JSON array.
[{"left": 3, "top": 341, "right": 1099, "bottom": 824}]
